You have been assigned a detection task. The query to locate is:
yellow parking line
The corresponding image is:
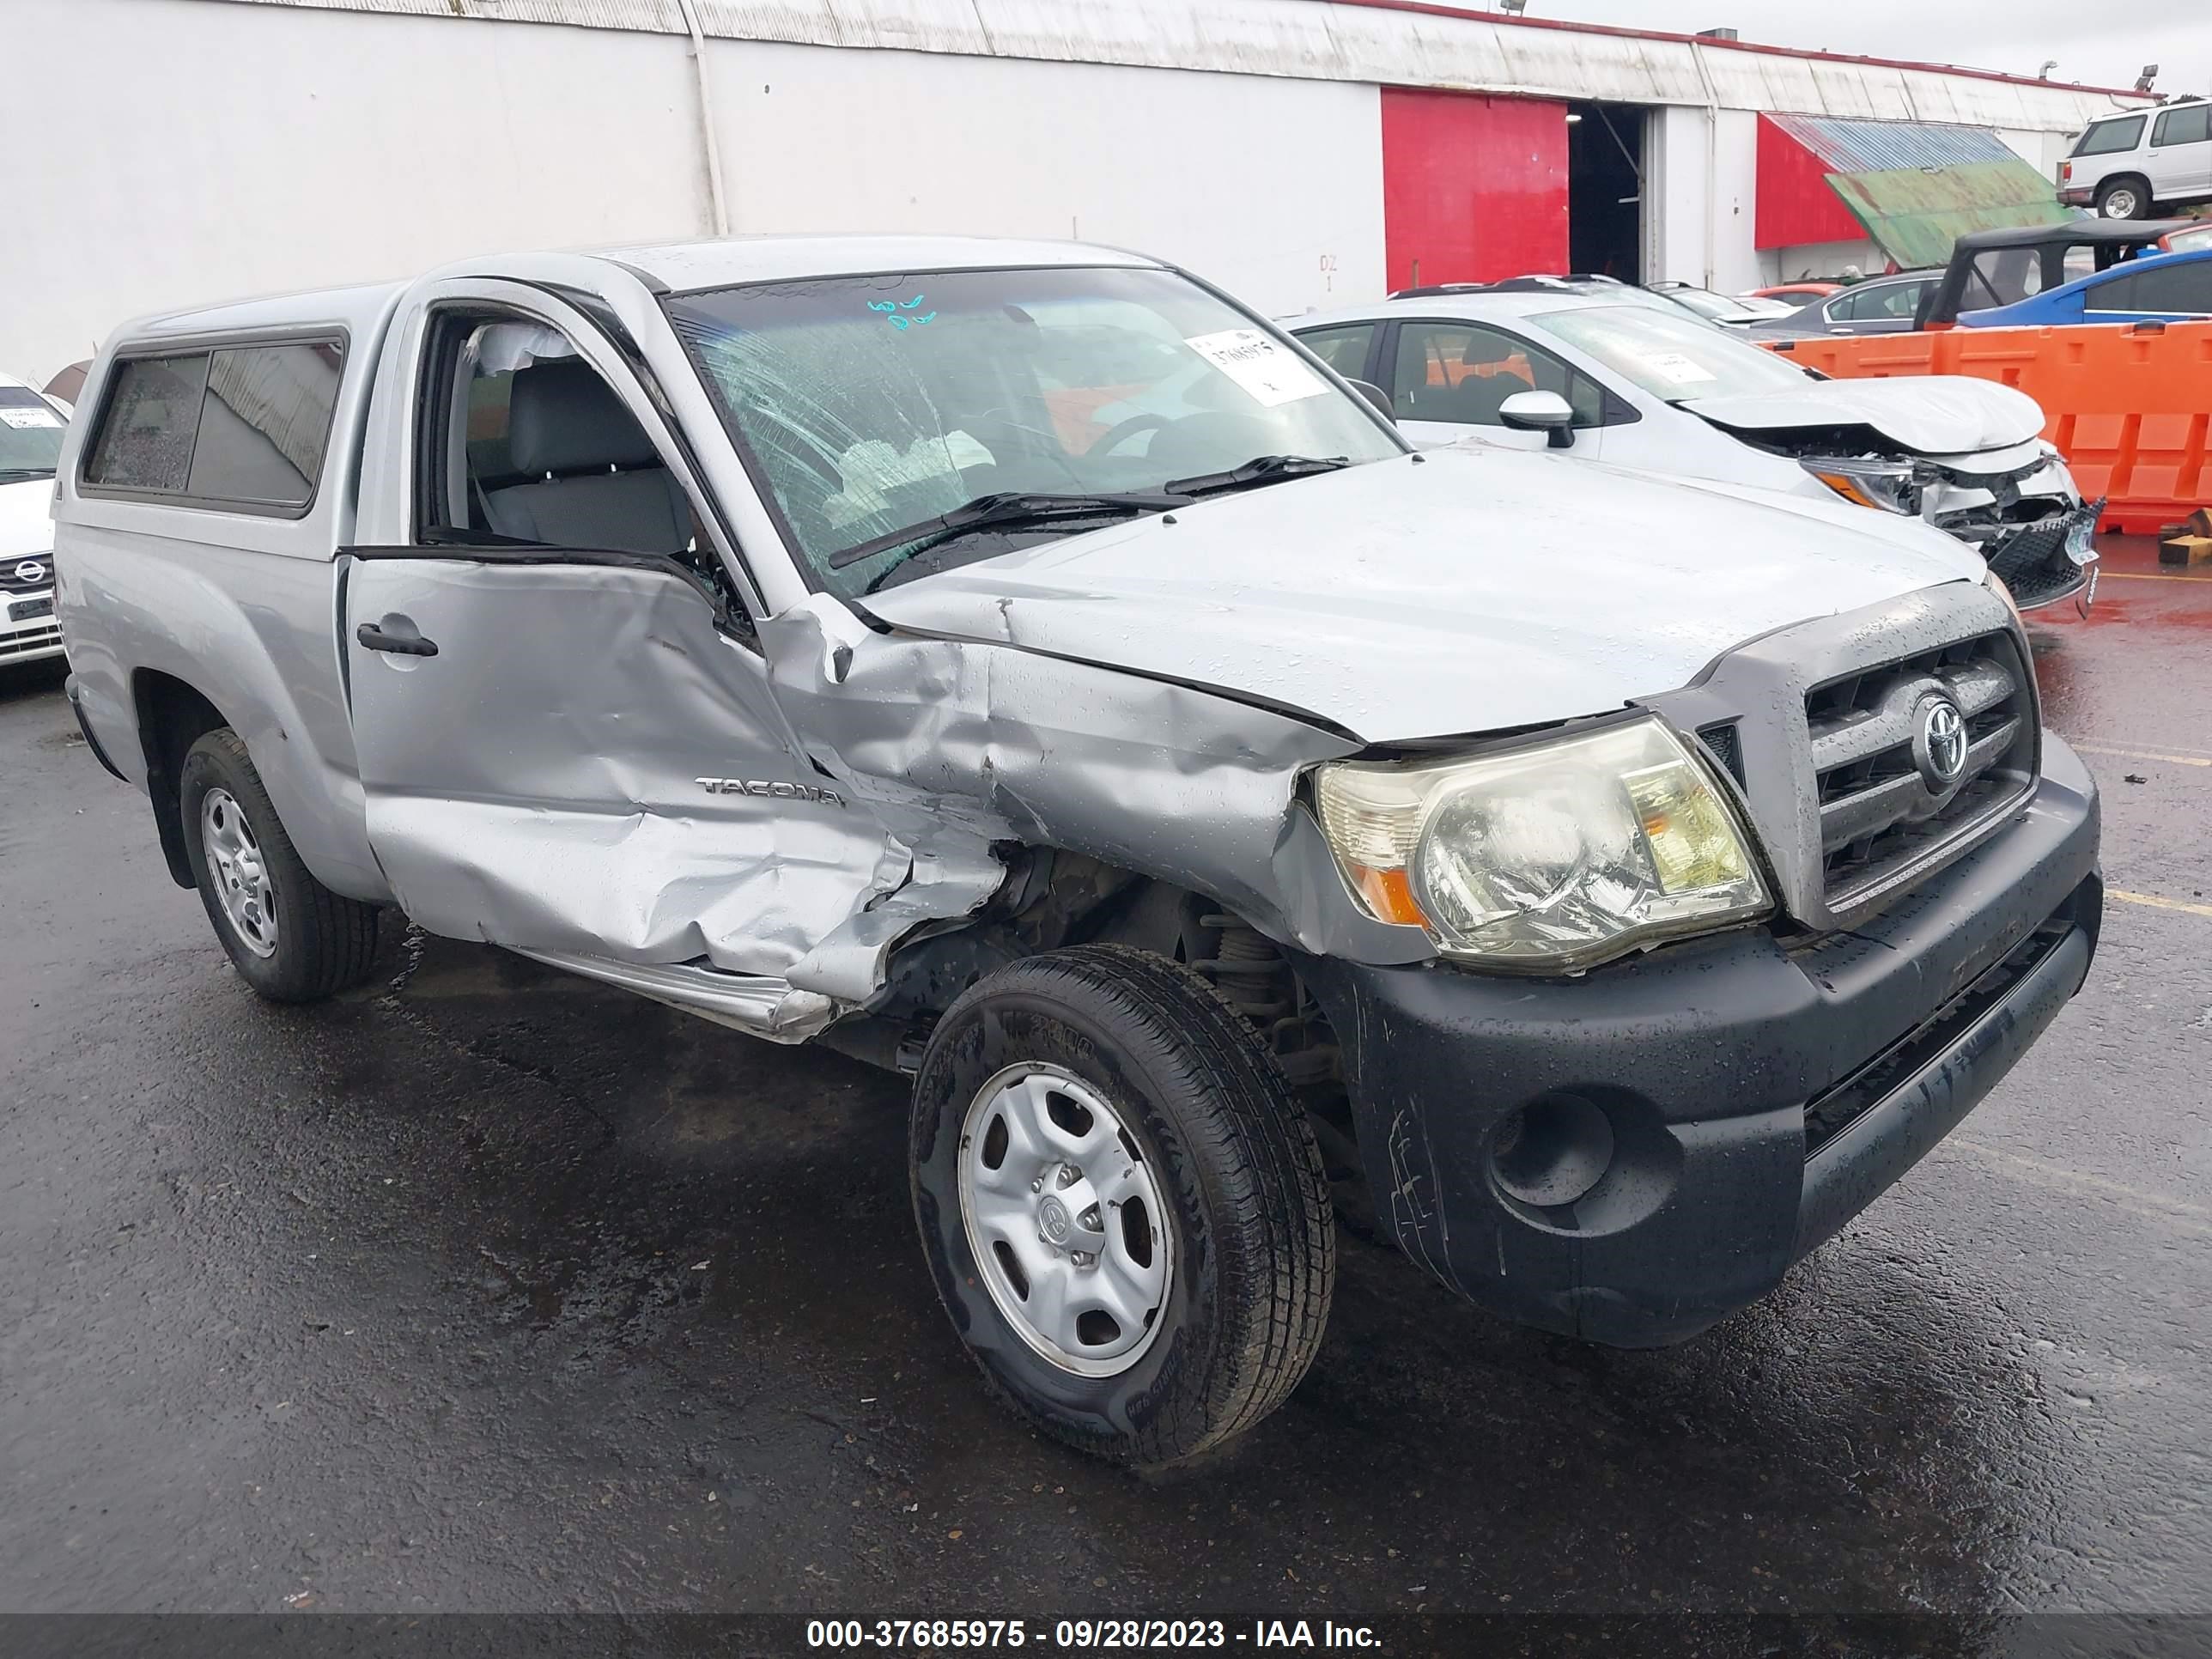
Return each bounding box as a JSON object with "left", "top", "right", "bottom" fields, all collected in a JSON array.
[
  {"left": 2073, "top": 743, "right": 2212, "bottom": 768},
  {"left": 1945, "top": 1139, "right": 2212, "bottom": 1238},
  {"left": 2110, "top": 889, "right": 2212, "bottom": 921},
  {"left": 2097, "top": 571, "right": 2212, "bottom": 582}
]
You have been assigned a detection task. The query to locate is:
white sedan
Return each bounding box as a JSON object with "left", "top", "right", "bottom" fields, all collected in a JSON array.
[
  {"left": 1291, "top": 289, "right": 2095, "bottom": 613},
  {"left": 1, "top": 370, "right": 67, "bottom": 667}
]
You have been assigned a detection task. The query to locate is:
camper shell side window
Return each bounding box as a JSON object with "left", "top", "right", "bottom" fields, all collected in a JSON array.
[{"left": 79, "top": 337, "right": 346, "bottom": 519}]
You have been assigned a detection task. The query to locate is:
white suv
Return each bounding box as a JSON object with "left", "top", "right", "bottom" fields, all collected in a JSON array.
[{"left": 2059, "top": 96, "right": 2212, "bottom": 219}]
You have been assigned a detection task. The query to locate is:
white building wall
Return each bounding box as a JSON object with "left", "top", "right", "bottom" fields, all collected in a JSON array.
[
  {"left": 6, "top": 0, "right": 1382, "bottom": 380},
  {"left": 6, "top": 0, "right": 2132, "bottom": 380},
  {"left": 1759, "top": 239, "right": 1892, "bottom": 286},
  {"left": 705, "top": 44, "right": 1386, "bottom": 320},
  {"left": 9, "top": 0, "right": 710, "bottom": 382},
  {"left": 1997, "top": 125, "right": 2075, "bottom": 179}
]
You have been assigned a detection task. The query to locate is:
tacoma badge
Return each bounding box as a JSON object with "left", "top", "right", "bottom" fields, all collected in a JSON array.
[{"left": 696, "top": 777, "right": 847, "bottom": 808}]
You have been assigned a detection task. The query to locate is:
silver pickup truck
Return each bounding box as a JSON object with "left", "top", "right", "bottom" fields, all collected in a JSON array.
[{"left": 53, "top": 235, "right": 2100, "bottom": 1468}]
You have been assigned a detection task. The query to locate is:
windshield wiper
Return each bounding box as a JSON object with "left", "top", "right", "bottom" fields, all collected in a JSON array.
[
  {"left": 826, "top": 490, "right": 1185, "bottom": 573},
  {"left": 0, "top": 468, "right": 59, "bottom": 485},
  {"left": 1162, "top": 454, "right": 1350, "bottom": 498}
]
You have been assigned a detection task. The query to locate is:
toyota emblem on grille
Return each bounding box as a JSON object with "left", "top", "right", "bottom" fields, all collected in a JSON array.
[
  {"left": 13, "top": 560, "right": 48, "bottom": 586},
  {"left": 1915, "top": 696, "right": 1969, "bottom": 790}
]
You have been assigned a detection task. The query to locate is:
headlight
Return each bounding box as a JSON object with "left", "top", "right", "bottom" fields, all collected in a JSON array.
[
  {"left": 1802, "top": 456, "right": 1923, "bottom": 516},
  {"left": 1314, "top": 716, "right": 1771, "bottom": 974}
]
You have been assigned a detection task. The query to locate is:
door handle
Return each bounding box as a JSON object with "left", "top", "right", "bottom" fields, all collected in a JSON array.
[{"left": 356, "top": 622, "right": 439, "bottom": 657}]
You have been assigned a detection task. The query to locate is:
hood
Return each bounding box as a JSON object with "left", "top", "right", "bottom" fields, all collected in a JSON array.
[
  {"left": 0, "top": 476, "right": 58, "bottom": 561},
  {"left": 863, "top": 447, "right": 1983, "bottom": 743},
  {"left": 1682, "top": 376, "right": 2045, "bottom": 458}
]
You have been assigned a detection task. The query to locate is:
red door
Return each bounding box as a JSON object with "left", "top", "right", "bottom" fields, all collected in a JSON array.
[{"left": 1382, "top": 88, "right": 1570, "bottom": 291}]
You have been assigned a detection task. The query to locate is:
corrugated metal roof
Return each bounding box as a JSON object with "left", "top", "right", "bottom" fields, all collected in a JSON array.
[
  {"left": 1826, "top": 161, "right": 2073, "bottom": 269},
  {"left": 1765, "top": 112, "right": 2021, "bottom": 173},
  {"left": 203, "top": 0, "right": 2155, "bottom": 131}
]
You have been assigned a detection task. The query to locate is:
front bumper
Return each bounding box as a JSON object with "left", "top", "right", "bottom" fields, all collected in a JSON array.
[
  {"left": 1, "top": 588, "right": 64, "bottom": 665},
  {"left": 1978, "top": 500, "right": 2101, "bottom": 614},
  {"left": 1297, "top": 738, "right": 2100, "bottom": 1347}
]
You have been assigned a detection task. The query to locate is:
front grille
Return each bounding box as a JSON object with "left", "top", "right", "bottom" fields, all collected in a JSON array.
[
  {"left": 0, "top": 622, "right": 64, "bottom": 660},
  {"left": 0, "top": 556, "right": 56, "bottom": 596},
  {"left": 1697, "top": 720, "right": 1746, "bottom": 786},
  {"left": 1805, "top": 629, "right": 2036, "bottom": 909}
]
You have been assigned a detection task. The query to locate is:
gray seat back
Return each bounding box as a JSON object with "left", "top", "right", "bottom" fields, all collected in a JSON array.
[{"left": 483, "top": 359, "right": 691, "bottom": 556}]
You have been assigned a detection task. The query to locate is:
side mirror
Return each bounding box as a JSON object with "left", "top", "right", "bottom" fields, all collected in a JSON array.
[
  {"left": 1346, "top": 379, "right": 1396, "bottom": 422},
  {"left": 1498, "top": 389, "right": 1577, "bottom": 449}
]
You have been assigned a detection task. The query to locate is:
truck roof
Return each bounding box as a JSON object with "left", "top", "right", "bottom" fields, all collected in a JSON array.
[{"left": 105, "top": 234, "right": 1163, "bottom": 347}]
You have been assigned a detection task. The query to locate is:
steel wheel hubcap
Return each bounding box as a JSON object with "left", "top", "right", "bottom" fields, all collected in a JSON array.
[
  {"left": 957, "top": 1063, "right": 1173, "bottom": 1377},
  {"left": 201, "top": 787, "right": 277, "bottom": 958}
]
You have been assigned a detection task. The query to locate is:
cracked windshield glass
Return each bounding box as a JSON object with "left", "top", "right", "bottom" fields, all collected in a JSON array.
[{"left": 666, "top": 265, "right": 1403, "bottom": 597}]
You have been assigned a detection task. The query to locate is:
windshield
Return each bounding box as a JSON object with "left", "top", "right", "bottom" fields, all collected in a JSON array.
[
  {"left": 1526, "top": 305, "right": 1815, "bottom": 403},
  {"left": 666, "top": 265, "right": 1402, "bottom": 597},
  {"left": 0, "top": 388, "right": 66, "bottom": 477}
]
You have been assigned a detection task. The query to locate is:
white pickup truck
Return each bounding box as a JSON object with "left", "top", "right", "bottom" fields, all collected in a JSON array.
[{"left": 53, "top": 235, "right": 2100, "bottom": 1467}]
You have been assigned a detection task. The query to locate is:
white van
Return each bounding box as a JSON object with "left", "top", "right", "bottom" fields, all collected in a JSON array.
[{"left": 2058, "top": 96, "right": 2212, "bottom": 220}]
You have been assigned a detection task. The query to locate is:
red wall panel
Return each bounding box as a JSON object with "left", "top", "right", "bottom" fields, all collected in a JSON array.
[
  {"left": 1382, "top": 88, "right": 1569, "bottom": 289},
  {"left": 1755, "top": 113, "right": 1868, "bottom": 250}
]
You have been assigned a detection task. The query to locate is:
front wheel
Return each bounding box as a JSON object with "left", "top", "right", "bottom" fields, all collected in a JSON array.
[
  {"left": 910, "top": 945, "right": 1334, "bottom": 1467},
  {"left": 179, "top": 727, "right": 381, "bottom": 1002}
]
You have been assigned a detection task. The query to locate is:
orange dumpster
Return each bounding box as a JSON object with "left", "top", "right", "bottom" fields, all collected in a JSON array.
[{"left": 1765, "top": 320, "right": 2212, "bottom": 535}]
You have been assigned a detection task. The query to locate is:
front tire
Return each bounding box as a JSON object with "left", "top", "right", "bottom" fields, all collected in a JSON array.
[
  {"left": 2094, "top": 176, "right": 2151, "bottom": 219},
  {"left": 179, "top": 727, "right": 381, "bottom": 1002},
  {"left": 910, "top": 945, "right": 1334, "bottom": 1467}
]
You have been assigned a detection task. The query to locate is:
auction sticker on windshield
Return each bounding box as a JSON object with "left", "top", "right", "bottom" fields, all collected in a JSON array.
[
  {"left": 0, "top": 406, "right": 63, "bottom": 428},
  {"left": 1183, "top": 330, "right": 1327, "bottom": 406},
  {"left": 1640, "top": 351, "right": 1720, "bottom": 387}
]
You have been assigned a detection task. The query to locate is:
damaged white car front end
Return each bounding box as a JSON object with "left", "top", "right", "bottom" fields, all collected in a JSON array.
[
  {"left": 1291, "top": 296, "right": 2098, "bottom": 616},
  {"left": 1683, "top": 378, "right": 2097, "bottom": 615}
]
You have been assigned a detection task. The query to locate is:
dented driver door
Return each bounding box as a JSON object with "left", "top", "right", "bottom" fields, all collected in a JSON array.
[
  {"left": 342, "top": 550, "right": 902, "bottom": 988},
  {"left": 339, "top": 280, "right": 913, "bottom": 1025}
]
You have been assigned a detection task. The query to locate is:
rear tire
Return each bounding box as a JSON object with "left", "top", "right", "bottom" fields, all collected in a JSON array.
[
  {"left": 179, "top": 727, "right": 381, "bottom": 1002},
  {"left": 2094, "top": 176, "right": 2151, "bottom": 219},
  {"left": 910, "top": 945, "right": 1334, "bottom": 1467}
]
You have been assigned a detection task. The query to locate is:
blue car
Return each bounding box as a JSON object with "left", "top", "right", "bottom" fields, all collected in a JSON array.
[{"left": 1960, "top": 246, "right": 2212, "bottom": 327}]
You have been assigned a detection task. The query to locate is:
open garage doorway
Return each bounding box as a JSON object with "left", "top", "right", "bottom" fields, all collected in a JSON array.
[{"left": 1568, "top": 102, "right": 1647, "bottom": 281}]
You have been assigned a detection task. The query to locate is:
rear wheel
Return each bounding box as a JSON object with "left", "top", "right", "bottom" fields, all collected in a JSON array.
[
  {"left": 2094, "top": 176, "right": 2151, "bottom": 219},
  {"left": 179, "top": 727, "right": 381, "bottom": 1002},
  {"left": 910, "top": 945, "right": 1334, "bottom": 1467}
]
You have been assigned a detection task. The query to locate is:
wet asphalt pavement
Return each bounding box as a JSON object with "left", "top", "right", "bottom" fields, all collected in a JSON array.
[{"left": 2, "top": 538, "right": 2208, "bottom": 1641}]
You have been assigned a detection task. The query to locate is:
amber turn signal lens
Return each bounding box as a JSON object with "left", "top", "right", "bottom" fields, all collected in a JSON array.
[
  {"left": 1348, "top": 865, "right": 1428, "bottom": 927},
  {"left": 1810, "top": 471, "right": 1876, "bottom": 509}
]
